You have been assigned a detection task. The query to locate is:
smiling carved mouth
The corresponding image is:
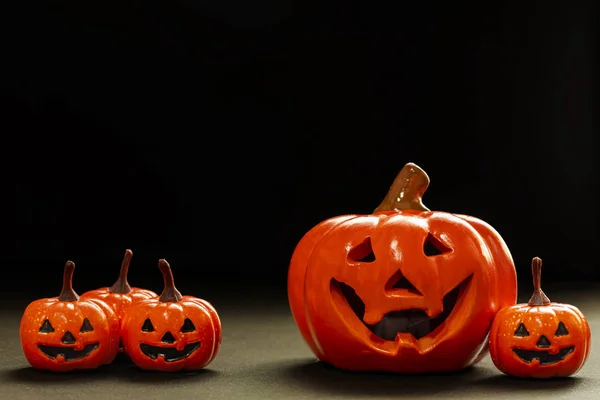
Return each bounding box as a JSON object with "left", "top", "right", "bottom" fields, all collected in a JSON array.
[
  {"left": 140, "top": 342, "right": 201, "bottom": 362},
  {"left": 38, "top": 343, "right": 99, "bottom": 361},
  {"left": 513, "top": 346, "right": 575, "bottom": 366},
  {"left": 332, "top": 275, "right": 471, "bottom": 340}
]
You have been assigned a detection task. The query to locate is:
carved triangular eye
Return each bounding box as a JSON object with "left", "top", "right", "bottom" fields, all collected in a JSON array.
[
  {"left": 555, "top": 322, "right": 569, "bottom": 336},
  {"left": 514, "top": 323, "right": 529, "bottom": 337},
  {"left": 142, "top": 318, "right": 155, "bottom": 332},
  {"left": 180, "top": 318, "right": 196, "bottom": 333},
  {"left": 80, "top": 318, "right": 94, "bottom": 332},
  {"left": 423, "top": 233, "right": 452, "bottom": 256},
  {"left": 348, "top": 237, "right": 376, "bottom": 263},
  {"left": 39, "top": 319, "right": 54, "bottom": 333}
]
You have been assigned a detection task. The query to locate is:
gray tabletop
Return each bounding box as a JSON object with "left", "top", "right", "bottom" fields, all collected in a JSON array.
[{"left": 1, "top": 286, "right": 598, "bottom": 399}]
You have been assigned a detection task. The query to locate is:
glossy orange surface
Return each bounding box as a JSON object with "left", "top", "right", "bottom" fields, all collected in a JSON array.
[
  {"left": 20, "top": 261, "right": 120, "bottom": 372},
  {"left": 489, "top": 258, "right": 591, "bottom": 378},
  {"left": 121, "top": 259, "right": 222, "bottom": 372},
  {"left": 288, "top": 163, "right": 517, "bottom": 373}
]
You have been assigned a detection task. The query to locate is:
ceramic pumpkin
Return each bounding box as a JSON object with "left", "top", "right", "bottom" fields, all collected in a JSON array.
[
  {"left": 20, "top": 261, "right": 120, "bottom": 372},
  {"left": 288, "top": 162, "right": 518, "bottom": 373},
  {"left": 489, "top": 257, "right": 591, "bottom": 378},
  {"left": 121, "top": 259, "right": 222, "bottom": 372},
  {"left": 81, "top": 249, "right": 157, "bottom": 351}
]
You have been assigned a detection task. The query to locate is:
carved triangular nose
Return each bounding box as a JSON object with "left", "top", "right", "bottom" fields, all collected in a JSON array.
[
  {"left": 385, "top": 270, "right": 423, "bottom": 295},
  {"left": 62, "top": 331, "right": 76, "bottom": 344},
  {"left": 536, "top": 335, "right": 551, "bottom": 348},
  {"left": 161, "top": 331, "right": 176, "bottom": 344}
]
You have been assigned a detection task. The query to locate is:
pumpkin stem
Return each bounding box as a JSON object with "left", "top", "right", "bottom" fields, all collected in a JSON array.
[
  {"left": 527, "top": 257, "right": 551, "bottom": 306},
  {"left": 158, "top": 259, "right": 183, "bottom": 303},
  {"left": 58, "top": 260, "right": 80, "bottom": 302},
  {"left": 374, "top": 162, "right": 431, "bottom": 212},
  {"left": 108, "top": 249, "right": 133, "bottom": 294}
]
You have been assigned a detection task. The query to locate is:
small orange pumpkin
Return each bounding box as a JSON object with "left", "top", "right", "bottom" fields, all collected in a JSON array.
[
  {"left": 81, "top": 249, "right": 157, "bottom": 351},
  {"left": 20, "top": 261, "right": 120, "bottom": 372},
  {"left": 489, "top": 257, "right": 591, "bottom": 378},
  {"left": 121, "top": 259, "right": 222, "bottom": 372}
]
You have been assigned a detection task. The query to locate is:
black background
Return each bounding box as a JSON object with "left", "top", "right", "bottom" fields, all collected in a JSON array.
[{"left": 0, "top": 1, "right": 597, "bottom": 299}]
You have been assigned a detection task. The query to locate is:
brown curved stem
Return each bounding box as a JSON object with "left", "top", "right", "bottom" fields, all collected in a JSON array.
[
  {"left": 58, "top": 261, "right": 80, "bottom": 302},
  {"left": 374, "top": 162, "right": 431, "bottom": 212},
  {"left": 528, "top": 257, "right": 551, "bottom": 306},
  {"left": 108, "top": 249, "right": 133, "bottom": 294},
  {"left": 158, "top": 259, "right": 183, "bottom": 303}
]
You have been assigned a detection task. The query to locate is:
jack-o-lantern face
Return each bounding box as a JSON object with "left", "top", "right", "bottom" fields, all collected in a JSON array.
[
  {"left": 136, "top": 315, "right": 202, "bottom": 362},
  {"left": 20, "top": 261, "right": 120, "bottom": 372},
  {"left": 121, "top": 259, "right": 222, "bottom": 372},
  {"left": 511, "top": 319, "right": 575, "bottom": 365},
  {"left": 490, "top": 257, "right": 591, "bottom": 378},
  {"left": 36, "top": 315, "right": 100, "bottom": 361},
  {"left": 288, "top": 163, "right": 518, "bottom": 373},
  {"left": 328, "top": 223, "right": 475, "bottom": 346}
]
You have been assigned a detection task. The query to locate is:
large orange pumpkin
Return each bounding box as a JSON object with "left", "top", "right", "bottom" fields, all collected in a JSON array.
[{"left": 288, "top": 163, "right": 518, "bottom": 373}]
